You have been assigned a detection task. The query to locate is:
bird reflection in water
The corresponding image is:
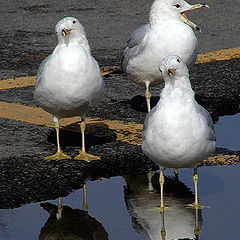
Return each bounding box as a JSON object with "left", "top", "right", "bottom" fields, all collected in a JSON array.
[
  {"left": 39, "top": 184, "right": 109, "bottom": 240},
  {"left": 124, "top": 173, "right": 202, "bottom": 240}
]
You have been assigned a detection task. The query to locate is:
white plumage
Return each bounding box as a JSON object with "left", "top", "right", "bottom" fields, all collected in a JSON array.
[
  {"left": 35, "top": 17, "right": 105, "bottom": 161},
  {"left": 142, "top": 55, "right": 215, "bottom": 210}
]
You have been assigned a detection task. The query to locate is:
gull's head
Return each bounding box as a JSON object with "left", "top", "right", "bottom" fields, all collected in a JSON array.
[
  {"left": 159, "top": 55, "right": 189, "bottom": 80},
  {"left": 55, "top": 17, "right": 86, "bottom": 44},
  {"left": 150, "top": 0, "right": 209, "bottom": 32}
]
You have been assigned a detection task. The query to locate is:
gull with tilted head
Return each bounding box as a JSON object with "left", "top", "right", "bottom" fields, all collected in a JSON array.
[
  {"left": 121, "top": 0, "right": 209, "bottom": 112},
  {"left": 141, "top": 55, "right": 216, "bottom": 211},
  {"left": 34, "top": 17, "right": 105, "bottom": 161}
]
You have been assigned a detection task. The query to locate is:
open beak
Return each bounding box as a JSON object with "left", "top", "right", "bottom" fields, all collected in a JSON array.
[
  {"left": 168, "top": 68, "right": 176, "bottom": 76},
  {"left": 62, "top": 28, "right": 72, "bottom": 37},
  {"left": 180, "top": 3, "right": 209, "bottom": 32}
]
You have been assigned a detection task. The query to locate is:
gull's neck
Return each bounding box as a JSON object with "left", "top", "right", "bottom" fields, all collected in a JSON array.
[
  {"left": 59, "top": 36, "right": 90, "bottom": 51},
  {"left": 160, "top": 75, "right": 195, "bottom": 100}
]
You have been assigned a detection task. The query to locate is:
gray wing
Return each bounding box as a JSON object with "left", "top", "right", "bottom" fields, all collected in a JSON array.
[
  {"left": 121, "top": 24, "right": 150, "bottom": 72},
  {"left": 198, "top": 105, "right": 216, "bottom": 142},
  {"left": 35, "top": 54, "right": 51, "bottom": 88}
]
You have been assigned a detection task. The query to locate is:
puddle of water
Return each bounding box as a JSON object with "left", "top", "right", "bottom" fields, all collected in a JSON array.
[
  {"left": 1, "top": 165, "right": 240, "bottom": 240},
  {"left": 0, "top": 114, "right": 240, "bottom": 240},
  {"left": 214, "top": 113, "right": 240, "bottom": 151}
]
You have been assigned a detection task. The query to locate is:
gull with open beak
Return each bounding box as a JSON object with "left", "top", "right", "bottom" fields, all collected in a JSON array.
[
  {"left": 121, "top": 0, "right": 209, "bottom": 113},
  {"left": 34, "top": 17, "right": 105, "bottom": 161}
]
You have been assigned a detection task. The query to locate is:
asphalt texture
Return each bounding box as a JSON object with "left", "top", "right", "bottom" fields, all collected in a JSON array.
[{"left": 0, "top": 1, "right": 240, "bottom": 209}]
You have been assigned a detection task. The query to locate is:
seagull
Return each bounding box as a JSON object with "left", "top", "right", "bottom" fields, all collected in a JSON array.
[
  {"left": 121, "top": 0, "right": 209, "bottom": 112},
  {"left": 141, "top": 55, "right": 216, "bottom": 211},
  {"left": 34, "top": 17, "right": 105, "bottom": 161}
]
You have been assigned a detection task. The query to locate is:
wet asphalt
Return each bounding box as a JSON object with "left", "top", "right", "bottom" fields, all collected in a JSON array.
[{"left": 0, "top": 1, "right": 240, "bottom": 209}]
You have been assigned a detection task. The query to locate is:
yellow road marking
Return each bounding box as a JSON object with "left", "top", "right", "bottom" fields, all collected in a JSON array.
[
  {"left": 0, "top": 47, "right": 239, "bottom": 90},
  {"left": 0, "top": 101, "right": 143, "bottom": 146},
  {"left": 0, "top": 76, "right": 36, "bottom": 90},
  {"left": 196, "top": 47, "right": 240, "bottom": 64}
]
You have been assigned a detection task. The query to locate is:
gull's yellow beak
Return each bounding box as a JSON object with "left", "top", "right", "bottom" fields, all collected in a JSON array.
[
  {"left": 190, "top": 3, "right": 209, "bottom": 11},
  {"left": 180, "top": 3, "right": 209, "bottom": 33},
  {"left": 168, "top": 68, "right": 176, "bottom": 76},
  {"left": 62, "top": 28, "right": 72, "bottom": 37}
]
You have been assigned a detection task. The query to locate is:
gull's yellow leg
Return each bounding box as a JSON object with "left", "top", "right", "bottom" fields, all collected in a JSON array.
[
  {"left": 159, "top": 170, "right": 165, "bottom": 212},
  {"left": 187, "top": 168, "right": 209, "bottom": 209},
  {"left": 193, "top": 168, "right": 199, "bottom": 208},
  {"left": 145, "top": 82, "right": 151, "bottom": 112},
  {"left": 74, "top": 117, "right": 100, "bottom": 161},
  {"left": 45, "top": 117, "right": 71, "bottom": 160},
  {"left": 83, "top": 184, "right": 88, "bottom": 212}
]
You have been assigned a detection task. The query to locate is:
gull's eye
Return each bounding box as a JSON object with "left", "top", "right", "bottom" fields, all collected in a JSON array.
[
  {"left": 177, "top": 58, "right": 181, "bottom": 63},
  {"left": 72, "top": 20, "right": 76, "bottom": 24},
  {"left": 174, "top": 3, "right": 181, "bottom": 8}
]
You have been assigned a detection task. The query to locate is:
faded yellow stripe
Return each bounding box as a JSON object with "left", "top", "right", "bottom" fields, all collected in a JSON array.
[
  {"left": 0, "top": 101, "right": 143, "bottom": 146},
  {"left": 0, "top": 76, "right": 36, "bottom": 90},
  {"left": 196, "top": 47, "right": 240, "bottom": 64},
  {"left": 0, "top": 47, "right": 239, "bottom": 90}
]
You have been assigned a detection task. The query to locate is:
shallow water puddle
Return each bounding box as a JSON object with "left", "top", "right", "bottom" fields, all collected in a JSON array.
[
  {"left": 214, "top": 113, "right": 240, "bottom": 151},
  {"left": 1, "top": 165, "right": 240, "bottom": 240},
  {"left": 0, "top": 114, "right": 240, "bottom": 240}
]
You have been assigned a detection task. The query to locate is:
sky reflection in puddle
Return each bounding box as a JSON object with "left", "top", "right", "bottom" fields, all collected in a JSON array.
[
  {"left": 0, "top": 114, "right": 240, "bottom": 240},
  {"left": 214, "top": 113, "right": 240, "bottom": 151},
  {"left": 1, "top": 165, "right": 240, "bottom": 240}
]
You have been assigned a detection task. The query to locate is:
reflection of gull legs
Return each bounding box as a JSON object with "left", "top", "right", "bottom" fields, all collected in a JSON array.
[
  {"left": 83, "top": 184, "right": 88, "bottom": 212},
  {"left": 159, "top": 170, "right": 165, "bottom": 211},
  {"left": 160, "top": 210, "right": 166, "bottom": 240},
  {"left": 74, "top": 115, "right": 100, "bottom": 161},
  {"left": 159, "top": 200, "right": 201, "bottom": 240},
  {"left": 194, "top": 208, "right": 200, "bottom": 238},
  {"left": 57, "top": 197, "right": 62, "bottom": 220},
  {"left": 45, "top": 117, "right": 71, "bottom": 160}
]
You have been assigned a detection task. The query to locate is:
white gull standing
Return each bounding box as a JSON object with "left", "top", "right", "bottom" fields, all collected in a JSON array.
[
  {"left": 121, "top": 0, "right": 209, "bottom": 112},
  {"left": 141, "top": 55, "right": 216, "bottom": 211},
  {"left": 34, "top": 17, "right": 105, "bottom": 161}
]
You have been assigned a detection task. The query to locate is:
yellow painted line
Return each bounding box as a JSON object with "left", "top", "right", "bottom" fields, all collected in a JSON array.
[
  {"left": 0, "top": 101, "right": 143, "bottom": 146},
  {"left": 196, "top": 47, "right": 240, "bottom": 64},
  {"left": 0, "top": 76, "right": 36, "bottom": 90},
  {"left": 0, "top": 47, "right": 239, "bottom": 90}
]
